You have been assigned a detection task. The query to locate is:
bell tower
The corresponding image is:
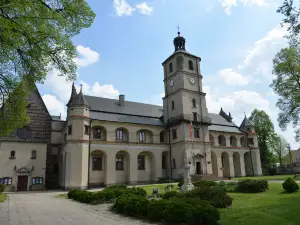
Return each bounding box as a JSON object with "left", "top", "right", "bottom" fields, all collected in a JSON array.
[{"left": 162, "top": 31, "right": 212, "bottom": 179}]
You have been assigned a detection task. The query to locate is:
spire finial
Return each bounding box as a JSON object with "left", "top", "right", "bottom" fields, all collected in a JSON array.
[{"left": 177, "top": 25, "right": 180, "bottom": 35}]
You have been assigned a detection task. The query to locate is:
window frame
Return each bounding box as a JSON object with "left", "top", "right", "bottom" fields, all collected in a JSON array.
[
  {"left": 92, "top": 156, "right": 103, "bottom": 171},
  {"left": 188, "top": 60, "right": 194, "bottom": 70},
  {"left": 172, "top": 129, "right": 177, "bottom": 140},
  {"left": 194, "top": 128, "right": 200, "bottom": 138},
  {"left": 31, "top": 150, "right": 37, "bottom": 160},
  {"left": 116, "top": 128, "right": 123, "bottom": 140},
  {"left": 139, "top": 131, "right": 146, "bottom": 142},
  {"left": 10, "top": 151, "right": 15, "bottom": 159},
  {"left": 116, "top": 155, "right": 124, "bottom": 170},
  {"left": 193, "top": 112, "right": 198, "bottom": 122},
  {"left": 248, "top": 138, "right": 254, "bottom": 145},
  {"left": 138, "top": 155, "right": 145, "bottom": 170},
  {"left": 192, "top": 99, "right": 196, "bottom": 108},
  {"left": 84, "top": 125, "right": 90, "bottom": 135},
  {"left": 93, "top": 127, "right": 102, "bottom": 139}
]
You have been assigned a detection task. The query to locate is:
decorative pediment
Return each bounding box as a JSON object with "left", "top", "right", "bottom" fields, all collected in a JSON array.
[
  {"left": 14, "top": 165, "right": 34, "bottom": 174},
  {"left": 192, "top": 153, "right": 204, "bottom": 158}
]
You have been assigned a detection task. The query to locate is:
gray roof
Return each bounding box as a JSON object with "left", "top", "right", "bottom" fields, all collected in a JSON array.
[
  {"left": 84, "top": 95, "right": 243, "bottom": 132},
  {"left": 71, "top": 91, "right": 90, "bottom": 107},
  {"left": 85, "top": 95, "right": 163, "bottom": 118},
  {"left": 240, "top": 116, "right": 253, "bottom": 128},
  {"left": 90, "top": 111, "right": 164, "bottom": 126},
  {"left": 208, "top": 113, "right": 243, "bottom": 133}
]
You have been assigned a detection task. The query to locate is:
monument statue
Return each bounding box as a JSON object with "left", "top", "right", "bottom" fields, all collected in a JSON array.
[{"left": 181, "top": 150, "right": 195, "bottom": 192}]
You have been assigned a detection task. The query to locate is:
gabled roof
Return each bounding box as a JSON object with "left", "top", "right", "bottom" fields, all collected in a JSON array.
[{"left": 85, "top": 95, "right": 163, "bottom": 118}]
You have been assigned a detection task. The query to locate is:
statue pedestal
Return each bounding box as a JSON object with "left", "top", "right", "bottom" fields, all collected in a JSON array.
[{"left": 181, "top": 183, "right": 194, "bottom": 192}]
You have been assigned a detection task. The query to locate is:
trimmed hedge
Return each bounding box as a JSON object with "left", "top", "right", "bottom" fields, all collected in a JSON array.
[
  {"left": 147, "top": 199, "right": 168, "bottom": 222},
  {"left": 192, "top": 180, "right": 217, "bottom": 188},
  {"left": 235, "top": 179, "right": 268, "bottom": 193},
  {"left": 282, "top": 177, "right": 299, "bottom": 193},
  {"left": 0, "top": 184, "right": 5, "bottom": 193},
  {"left": 185, "top": 187, "right": 232, "bottom": 208},
  {"left": 162, "top": 191, "right": 184, "bottom": 199}
]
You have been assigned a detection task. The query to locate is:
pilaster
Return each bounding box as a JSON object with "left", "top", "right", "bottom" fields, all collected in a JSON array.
[{"left": 240, "top": 153, "right": 246, "bottom": 176}]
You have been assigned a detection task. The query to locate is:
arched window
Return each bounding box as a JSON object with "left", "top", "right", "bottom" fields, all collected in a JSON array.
[
  {"left": 240, "top": 137, "right": 245, "bottom": 146},
  {"left": 169, "top": 63, "right": 173, "bottom": 73},
  {"left": 172, "top": 101, "right": 175, "bottom": 110},
  {"left": 116, "top": 128, "right": 123, "bottom": 140},
  {"left": 10, "top": 151, "right": 15, "bottom": 159},
  {"left": 192, "top": 99, "right": 196, "bottom": 108},
  {"left": 230, "top": 136, "right": 237, "bottom": 147},
  {"left": 160, "top": 131, "right": 164, "bottom": 143},
  {"left": 188, "top": 60, "right": 194, "bottom": 70},
  {"left": 31, "top": 150, "right": 37, "bottom": 159},
  {"left": 218, "top": 135, "right": 226, "bottom": 146},
  {"left": 139, "top": 130, "right": 146, "bottom": 142},
  {"left": 93, "top": 127, "right": 101, "bottom": 139}
]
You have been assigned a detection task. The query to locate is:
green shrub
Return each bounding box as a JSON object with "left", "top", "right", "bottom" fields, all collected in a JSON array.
[
  {"left": 164, "top": 199, "right": 193, "bottom": 224},
  {"left": 192, "top": 180, "right": 217, "bottom": 188},
  {"left": 114, "top": 195, "right": 128, "bottom": 213},
  {"left": 101, "top": 189, "right": 116, "bottom": 201},
  {"left": 147, "top": 199, "right": 168, "bottom": 222},
  {"left": 215, "top": 181, "right": 236, "bottom": 192},
  {"left": 124, "top": 196, "right": 141, "bottom": 216},
  {"left": 236, "top": 179, "right": 268, "bottom": 193},
  {"left": 67, "top": 189, "right": 77, "bottom": 199},
  {"left": 106, "top": 184, "right": 127, "bottom": 190},
  {"left": 178, "top": 179, "right": 184, "bottom": 187},
  {"left": 188, "top": 202, "right": 220, "bottom": 225},
  {"left": 0, "top": 184, "right": 5, "bottom": 193},
  {"left": 91, "top": 191, "right": 106, "bottom": 204},
  {"left": 185, "top": 187, "right": 232, "bottom": 208},
  {"left": 71, "top": 190, "right": 94, "bottom": 204},
  {"left": 130, "top": 187, "right": 147, "bottom": 197},
  {"left": 282, "top": 177, "right": 299, "bottom": 193},
  {"left": 162, "top": 191, "right": 184, "bottom": 199},
  {"left": 136, "top": 197, "right": 149, "bottom": 217}
]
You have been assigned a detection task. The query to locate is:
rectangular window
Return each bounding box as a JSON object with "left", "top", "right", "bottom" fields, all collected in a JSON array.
[
  {"left": 172, "top": 158, "right": 176, "bottom": 169},
  {"left": 248, "top": 138, "right": 254, "bottom": 145},
  {"left": 192, "top": 99, "right": 196, "bottom": 108},
  {"left": 116, "top": 129, "right": 123, "bottom": 140},
  {"left": 84, "top": 125, "right": 90, "bottom": 135},
  {"left": 116, "top": 155, "right": 124, "bottom": 170},
  {"left": 68, "top": 125, "right": 72, "bottom": 135},
  {"left": 194, "top": 128, "right": 200, "bottom": 138},
  {"left": 160, "top": 132, "right": 164, "bottom": 143},
  {"left": 139, "top": 131, "right": 146, "bottom": 142},
  {"left": 93, "top": 128, "right": 101, "bottom": 139},
  {"left": 92, "top": 156, "right": 102, "bottom": 171},
  {"left": 172, "top": 129, "right": 177, "bottom": 140},
  {"left": 162, "top": 155, "right": 167, "bottom": 170},
  {"left": 193, "top": 112, "right": 198, "bottom": 122},
  {"left": 138, "top": 155, "right": 145, "bottom": 170}
]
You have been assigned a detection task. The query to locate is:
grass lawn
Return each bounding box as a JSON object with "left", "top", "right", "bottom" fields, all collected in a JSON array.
[
  {"left": 138, "top": 183, "right": 178, "bottom": 195},
  {"left": 220, "top": 183, "right": 300, "bottom": 225},
  {"left": 233, "top": 175, "right": 300, "bottom": 181},
  {"left": 0, "top": 194, "right": 6, "bottom": 203}
]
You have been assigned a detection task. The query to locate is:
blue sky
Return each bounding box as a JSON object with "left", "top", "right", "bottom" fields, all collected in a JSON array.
[{"left": 37, "top": 0, "right": 299, "bottom": 149}]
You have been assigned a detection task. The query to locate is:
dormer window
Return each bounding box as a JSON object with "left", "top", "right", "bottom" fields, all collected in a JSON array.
[
  {"left": 10, "top": 151, "right": 15, "bottom": 159},
  {"left": 169, "top": 63, "right": 173, "bottom": 73},
  {"left": 188, "top": 60, "right": 194, "bottom": 70}
]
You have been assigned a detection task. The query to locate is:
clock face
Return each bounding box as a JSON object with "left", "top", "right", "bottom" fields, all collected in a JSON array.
[
  {"left": 190, "top": 77, "right": 195, "bottom": 84},
  {"left": 169, "top": 79, "right": 174, "bottom": 87}
]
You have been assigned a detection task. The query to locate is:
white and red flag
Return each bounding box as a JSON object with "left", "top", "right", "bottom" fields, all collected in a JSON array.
[{"left": 189, "top": 121, "right": 193, "bottom": 139}]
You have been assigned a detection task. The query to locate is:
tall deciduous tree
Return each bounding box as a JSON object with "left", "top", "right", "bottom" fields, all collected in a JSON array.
[
  {"left": 249, "top": 109, "right": 275, "bottom": 166},
  {"left": 277, "top": 0, "right": 300, "bottom": 45},
  {"left": 0, "top": 0, "right": 95, "bottom": 136},
  {"left": 269, "top": 134, "right": 289, "bottom": 165},
  {"left": 271, "top": 47, "right": 300, "bottom": 142}
]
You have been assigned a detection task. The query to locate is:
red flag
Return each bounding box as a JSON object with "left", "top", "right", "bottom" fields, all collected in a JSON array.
[{"left": 189, "top": 121, "right": 193, "bottom": 139}]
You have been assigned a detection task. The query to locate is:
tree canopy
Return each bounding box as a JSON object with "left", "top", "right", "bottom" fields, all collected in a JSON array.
[
  {"left": 271, "top": 47, "right": 300, "bottom": 142},
  {"left": 269, "top": 134, "right": 289, "bottom": 165},
  {"left": 249, "top": 109, "right": 275, "bottom": 166},
  {"left": 277, "top": 0, "right": 300, "bottom": 45},
  {"left": 0, "top": 0, "right": 95, "bottom": 136}
]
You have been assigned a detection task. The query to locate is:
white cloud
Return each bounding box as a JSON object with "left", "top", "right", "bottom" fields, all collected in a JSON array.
[
  {"left": 219, "top": 68, "right": 249, "bottom": 86},
  {"left": 113, "top": 0, "right": 136, "bottom": 16},
  {"left": 74, "top": 45, "right": 100, "bottom": 67},
  {"left": 219, "top": 0, "right": 269, "bottom": 15},
  {"left": 136, "top": 2, "right": 153, "bottom": 15},
  {"left": 42, "top": 94, "right": 66, "bottom": 119}
]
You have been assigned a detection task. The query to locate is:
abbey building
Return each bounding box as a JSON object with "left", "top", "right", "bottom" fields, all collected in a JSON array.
[{"left": 0, "top": 33, "right": 262, "bottom": 191}]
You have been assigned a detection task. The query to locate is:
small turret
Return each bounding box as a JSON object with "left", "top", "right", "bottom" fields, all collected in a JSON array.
[
  {"left": 240, "top": 115, "right": 254, "bottom": 133},
  {"left": 70, "top": 85, "right": 90, "bottom": 109}
]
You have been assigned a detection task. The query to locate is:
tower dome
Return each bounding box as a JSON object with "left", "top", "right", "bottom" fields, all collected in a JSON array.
[{"left": 173, "top": 32, "right": 186, "bottom": 51}]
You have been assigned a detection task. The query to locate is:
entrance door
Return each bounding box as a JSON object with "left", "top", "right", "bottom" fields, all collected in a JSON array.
[
  {"left": 17, "top": 176, "right": 28, "bottom": 191},
  {"left": 196, "top": 162, "right": 201, "bottom": 174}
]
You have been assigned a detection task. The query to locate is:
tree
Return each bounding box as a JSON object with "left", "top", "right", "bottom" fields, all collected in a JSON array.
[
  {"left": 277, "top": 0, "right": 300, "bottom": 45},
  {"left": 269, "top": 134, "right": 289, "bottom": 165},
  {"left": 249, "top": 109, "right": 275, "bottom": 166},
  {"left": 270, "top": 47, "right": 300, "bottom": 142},
  {"left": 0, "top": 0, "right": 95, "bottom": 136}
]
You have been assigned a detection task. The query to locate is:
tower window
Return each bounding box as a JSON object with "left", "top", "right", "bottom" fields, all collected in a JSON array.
[
  {"left": 169, "top": 63, "right": 173, "bottom": 73},
  {"left": 172, "top": 129, "right": 177, "bottom": 140},
  {"left": 192, "top": 99, "right": 196, "bottom": 108},
  {"left": 10, "top": 151, "right": 15, "bottom": 159},
  {"left": 31, "top": 150, "right": 37, "bottom": 159},
  {"left": 160, "top": 131, "right": 164, "bottom": 143},
  {"left": 84, "top": 125, "right": 90, "bottom": 135},
  {"left": 188, "top": 60, "right": 194, "bottom": 70},
  {"left": 248, "top": 138, "right": 254, "bottom": 145},
  {"left": 172, "top": 101, "right": 175, "bottom": 110},
  {"left": 68, "top": 125, "right": 72, "bottom": 135},
  {"left": 194, "top": 128, "right": 200, "bottom": 138},
  {"left": 193, "top": 112, "right": 198, "bottom": 122}
]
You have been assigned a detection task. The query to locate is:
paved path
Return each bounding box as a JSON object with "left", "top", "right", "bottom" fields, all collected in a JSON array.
[{"left": 0, "top": 192, "right": 150, "bottom": 225}]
